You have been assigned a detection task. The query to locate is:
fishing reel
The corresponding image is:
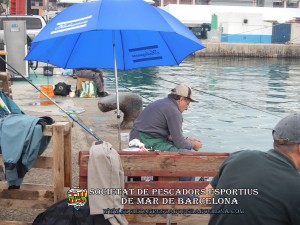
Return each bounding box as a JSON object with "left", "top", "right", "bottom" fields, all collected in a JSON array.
[{"left": 28, "top": 60, "right": 38, "bottom": 71}]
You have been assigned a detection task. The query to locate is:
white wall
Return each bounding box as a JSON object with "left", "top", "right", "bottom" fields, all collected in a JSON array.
[
  {"left": 290, "top": 23, "right": 300, "bottom": 43},
  {"left": 217, "top": 12, "right": 272, "bottom": 35},
  {"left": 162, "top": 4, "right": 300, "bottom": 25},
  {"left": 57, "top": 0, "right": 84, "bottom": 3}
]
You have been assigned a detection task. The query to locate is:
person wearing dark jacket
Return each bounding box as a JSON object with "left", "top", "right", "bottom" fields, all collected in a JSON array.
[{"left": 203, "top": 113, "right": 300, "bottom": 225}]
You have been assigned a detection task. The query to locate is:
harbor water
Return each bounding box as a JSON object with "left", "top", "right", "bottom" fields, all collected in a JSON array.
[{"left": 104, "top": 57, "right": 300, "bottom": 153}]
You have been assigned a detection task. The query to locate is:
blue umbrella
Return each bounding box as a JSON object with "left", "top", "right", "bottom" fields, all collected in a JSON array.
[
  {"left": 25, "top": 0, "right": 205, "bottom": 146},
  {"left": 26, "top": 0, "right": 204, "bottom": 69}
]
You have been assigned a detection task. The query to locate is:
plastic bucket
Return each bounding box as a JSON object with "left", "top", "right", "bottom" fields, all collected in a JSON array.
[
  {"left": 40, "top": 100, "right": 54, "bottom": 106},
  {"left": 43, "top": 66, "right": 54, "bottom": 76},
  {"left": 40, "top": 85, "right": 54, "bottom": 98}
]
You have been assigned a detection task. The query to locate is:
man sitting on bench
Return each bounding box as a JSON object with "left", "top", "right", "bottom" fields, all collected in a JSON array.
[{"left": 129, "top": 84, "right": 202, "bottom": 181}]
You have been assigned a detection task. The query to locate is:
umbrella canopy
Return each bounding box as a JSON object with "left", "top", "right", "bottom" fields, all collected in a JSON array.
[{"left": 25, "top": 0, "right": 205, "bottom": 70}]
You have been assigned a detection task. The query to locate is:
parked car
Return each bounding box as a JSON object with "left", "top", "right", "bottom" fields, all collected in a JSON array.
[{"left": 0, "top": 15, "right": 46, "bottom": 49}]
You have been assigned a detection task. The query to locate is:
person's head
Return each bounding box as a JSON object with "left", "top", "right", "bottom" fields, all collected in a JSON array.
[
  {"left": 272, "top": 113, "right": 300, "bottom": 170},
  {"left": 169, "top": 84, "right": 198, "bottom": 112}
]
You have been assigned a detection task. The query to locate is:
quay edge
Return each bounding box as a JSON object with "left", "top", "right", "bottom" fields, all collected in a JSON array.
[{"left": 194, "top": 42, "right": 300, "bottom": 58}]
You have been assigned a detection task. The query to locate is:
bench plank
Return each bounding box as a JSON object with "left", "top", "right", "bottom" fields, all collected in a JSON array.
[
  {"left": 0, "top": 221, "right": 31, "bottom": 225},
  {"left": 0, "top": 199, "right": 53, "bottom": 209},
  {"left": 125, "top": 181, "right": 210, "bottom": 195},
  {"left": 0, "top": 155, "right": 53, "bottom": 169},
  {"left": 0, "top": 182, "right": 53, "bottom": 191},
  {"left": 79, "top": 151, "right": 228, "bottom": 177},
  {"left": 125, "top": 213, "right": 210, "bottom": 224}
]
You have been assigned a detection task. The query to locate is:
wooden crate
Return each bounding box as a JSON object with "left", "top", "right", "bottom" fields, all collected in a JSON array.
[
  {"left": 0, "top": 122, "right": 72, "bottom": 225},
  {"left": 0, "top": 72, "right": 12, "bottom": 98}
]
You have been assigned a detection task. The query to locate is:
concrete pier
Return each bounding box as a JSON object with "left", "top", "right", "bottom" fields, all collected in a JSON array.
[{"left": 194, "top": 41, "right": 300, "bottom": 58}]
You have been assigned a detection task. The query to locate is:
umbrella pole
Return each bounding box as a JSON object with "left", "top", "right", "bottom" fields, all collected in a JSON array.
[
  {"left": 113, "top": 41, "right": 122, "bottom": 150},
  {"left": 1, "top": 57, "right": 103, "bottom": 143}
]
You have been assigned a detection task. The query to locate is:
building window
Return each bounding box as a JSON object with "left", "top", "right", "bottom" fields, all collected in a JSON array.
[
  {"left": 287, "top": 2, "right": 299, "bottom": 8},
  {"left": 31, "top": 0, "right": 43, "bottom": 8},
  {"left": 273, "top": 1, "right": 283, "bottom": 7}
]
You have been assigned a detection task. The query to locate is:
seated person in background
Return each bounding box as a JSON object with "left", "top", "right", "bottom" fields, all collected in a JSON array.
[
  {"left": 203, "top": 113, "right": 300, "bottom": 225},
  {"left": 129, "top": 84, "right": 202, "bottom": 152},
  {"left": 74, "top": 69, "right": 108, "bottom": 97}
]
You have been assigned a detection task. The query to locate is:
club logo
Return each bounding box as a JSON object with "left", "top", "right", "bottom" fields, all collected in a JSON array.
[
  {"left": 67, "top": 187, "right": 88, "bottom": 210},
  {"left": 51, "top": 15, "right": 92, "bottom": 34}
]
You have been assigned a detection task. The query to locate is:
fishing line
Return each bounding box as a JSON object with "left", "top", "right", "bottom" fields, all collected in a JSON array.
[
  {"left": 103, "top": 71, "right": 206, "bottom": 135},
  {"left": 104, "top": 75, "right": 154, "bottom": 103},
  {"left": 1, "top": 57, "right": 103, "bottom": 143},
  {"left": 117, "top": 70, "right": 282, "bottom": 118}
]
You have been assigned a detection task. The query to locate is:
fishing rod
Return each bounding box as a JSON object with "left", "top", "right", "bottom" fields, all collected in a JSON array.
[
  {"left": 1, "top": 57, "right": 103, "bottom": 143},
  {"left": 118, "top": 70, "right": 282, "bottom": 119}
]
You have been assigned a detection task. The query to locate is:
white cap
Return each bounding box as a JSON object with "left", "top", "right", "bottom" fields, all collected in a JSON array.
[{"left": 170, "top": 84, "right": 198, "bottom": 102}]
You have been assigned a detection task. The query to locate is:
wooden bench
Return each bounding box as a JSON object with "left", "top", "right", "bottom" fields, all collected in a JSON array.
[
  {"left": 0, "top": 72, "right": 12, "bottom": 98},
  {"left": 0, "top": 121, "right": 72, "bottom": 225},
  {"left": 79, "top": 150, "right": 230, "bottom": 225}
]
